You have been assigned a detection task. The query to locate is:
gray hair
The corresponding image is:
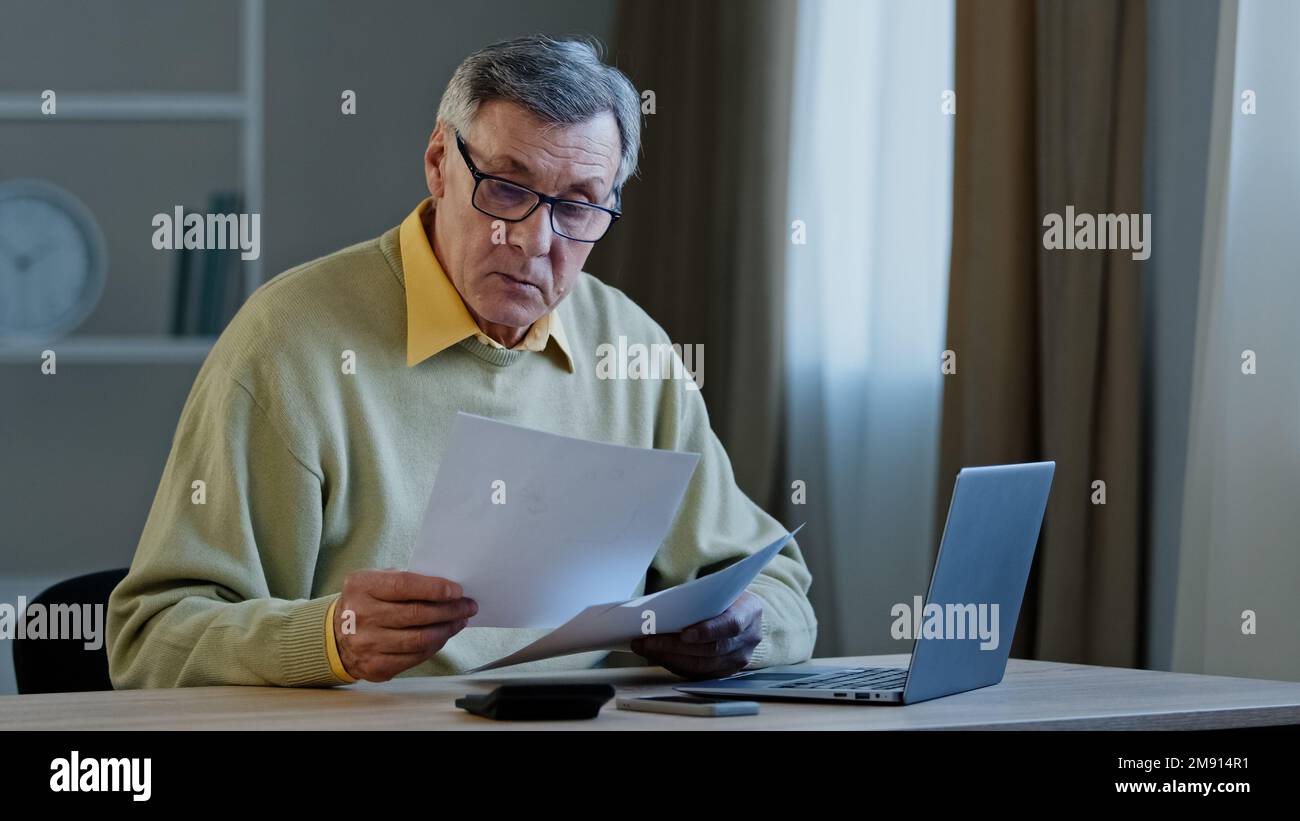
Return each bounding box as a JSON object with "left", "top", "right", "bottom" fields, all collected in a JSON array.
[{"left": 436, "top": 34, "right": 642, "bottom": 191}]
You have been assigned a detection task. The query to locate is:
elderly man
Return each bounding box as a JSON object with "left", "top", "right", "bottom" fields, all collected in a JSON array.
[{"left": 107, "top": 35, "right": 816, "bottom": 687}]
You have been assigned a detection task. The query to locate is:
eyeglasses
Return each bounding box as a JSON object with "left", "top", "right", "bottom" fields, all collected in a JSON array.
[{"left": 454, "top": 130, "right": 622, "bottom": 243}]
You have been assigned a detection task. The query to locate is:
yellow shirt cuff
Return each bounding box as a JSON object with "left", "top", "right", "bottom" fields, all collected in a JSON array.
[{"left": 325, "top": 597, "right": 357, "bottom": 684}]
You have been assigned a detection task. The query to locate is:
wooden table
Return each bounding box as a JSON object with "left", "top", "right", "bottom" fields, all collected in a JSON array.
[{"left": 5, "top": 654, "right": 1300, "bottom": 730}]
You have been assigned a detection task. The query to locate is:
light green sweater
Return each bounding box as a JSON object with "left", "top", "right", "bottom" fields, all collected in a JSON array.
[{"left": 107, "top": 224, "right": 818, "bottom": 688}]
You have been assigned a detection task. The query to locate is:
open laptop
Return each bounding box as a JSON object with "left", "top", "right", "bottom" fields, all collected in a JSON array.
[{"left": 677, "top": 461, "right": 1055, "bottom": 706}]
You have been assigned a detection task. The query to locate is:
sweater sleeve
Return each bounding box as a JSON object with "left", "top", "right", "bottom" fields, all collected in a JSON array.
[
  {"left": 107, "top": 364, "right": 344, "bottom": 688},
  {"left": 649, "top": 359, "right": 818, "bottom": 670}
]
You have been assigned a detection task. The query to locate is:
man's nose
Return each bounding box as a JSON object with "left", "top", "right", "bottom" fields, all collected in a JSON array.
[{"left": 509, "top": 204, "right": 554, "bottom": 257}]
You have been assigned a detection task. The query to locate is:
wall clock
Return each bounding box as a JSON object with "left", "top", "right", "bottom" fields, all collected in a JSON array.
[{"left": 0, "top": 179, "right": 107, "bottom": 341}]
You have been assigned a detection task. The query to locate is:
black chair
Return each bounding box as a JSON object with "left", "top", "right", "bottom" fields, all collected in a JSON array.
[{"left": 12, "top": 568, "right": 129, "bottom": 694}]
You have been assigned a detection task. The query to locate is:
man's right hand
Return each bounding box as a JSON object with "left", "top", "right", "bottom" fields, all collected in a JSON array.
[{"left": 333, "top": 570, "right": 478, "bottom": 682}]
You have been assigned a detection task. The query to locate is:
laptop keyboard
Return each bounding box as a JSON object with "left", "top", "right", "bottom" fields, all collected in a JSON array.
[{"left": 773, "top": 667, "right": 908, "bottom": 691}]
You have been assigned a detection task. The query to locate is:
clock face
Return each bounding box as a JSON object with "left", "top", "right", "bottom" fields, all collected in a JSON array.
[{"left": 0, "top": 180, "right": 106, "bottom": 341}]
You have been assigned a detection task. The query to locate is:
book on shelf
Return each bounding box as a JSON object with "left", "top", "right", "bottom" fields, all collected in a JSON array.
[{"left": 169, "top": 191, "right": 247, "bottom": 337}]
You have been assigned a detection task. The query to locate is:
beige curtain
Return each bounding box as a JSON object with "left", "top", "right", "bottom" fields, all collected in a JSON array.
[
  {"left": 939, "top": 0, "right": 1145, "bottom": 666},
  {"left": 591, "top": 0, "right": 798, "bottom": 509}
]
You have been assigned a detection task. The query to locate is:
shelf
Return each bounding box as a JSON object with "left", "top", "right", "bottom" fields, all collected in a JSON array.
[
  {"left": 0, "top": 92, "right": 248, "bottom": 121},
  {"left": 0, "top": 0, "right": 265, "bottom": 299},
  {"left": 0, "top": 335, "right": 215, "bottom": 364}
]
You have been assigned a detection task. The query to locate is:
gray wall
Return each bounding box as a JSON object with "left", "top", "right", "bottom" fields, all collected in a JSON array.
[
  {"left": 1141, "top": 0, "right": 1219, "bottom": 672},
  {"left": 0, "top": 0, "right": 616, "bottom": 694}
]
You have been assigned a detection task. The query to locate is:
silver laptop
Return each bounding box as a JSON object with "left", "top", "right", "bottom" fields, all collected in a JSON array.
[{"left": 677, "top": 461, "right": 1054, "bottom": 706}]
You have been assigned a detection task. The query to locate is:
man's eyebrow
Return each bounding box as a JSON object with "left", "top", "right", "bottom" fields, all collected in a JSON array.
[
  {"left": 481, "top": 153, "right": 608, "bottom": 199},
  {"left": 480, "top": 153, "right": 533, "bottom": 177},
  {"left": 562, "top": 177, "right": 607, "bottom": 198}
]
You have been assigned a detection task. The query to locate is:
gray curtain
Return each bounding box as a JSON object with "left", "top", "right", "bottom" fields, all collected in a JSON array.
[
  {"left": 939, "top": 0, "right": 1146, "bottom": 666},
  {"left": 591, "top": 0, "right": 798, "bottom": 509}
]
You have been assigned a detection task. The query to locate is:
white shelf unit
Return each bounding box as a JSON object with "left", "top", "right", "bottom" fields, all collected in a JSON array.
[
  {"left": 0, "top": 0, "right": 264, "bottom": 363},
  {"left": 0, "top": 335, "right": 215, "bottom": 364}
]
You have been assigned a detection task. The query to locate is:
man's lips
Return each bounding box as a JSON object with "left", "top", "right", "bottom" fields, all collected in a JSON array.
[{"left": 493, "top": 271, "right": 542, "bottom": 293}]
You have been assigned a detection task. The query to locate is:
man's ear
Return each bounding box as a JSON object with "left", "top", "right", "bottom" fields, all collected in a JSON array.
[{"left": 425, "top": 123, "right": 449, "bottom": 199}]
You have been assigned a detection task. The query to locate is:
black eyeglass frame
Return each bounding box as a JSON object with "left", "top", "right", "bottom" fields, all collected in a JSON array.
[{"left": 453, "top": 130, "right": 622, "bottom": 243}]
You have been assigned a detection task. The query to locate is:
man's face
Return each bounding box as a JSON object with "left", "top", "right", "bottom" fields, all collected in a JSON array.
[{"left": 424, "top": 100, "right": 621, "bottom": 331}]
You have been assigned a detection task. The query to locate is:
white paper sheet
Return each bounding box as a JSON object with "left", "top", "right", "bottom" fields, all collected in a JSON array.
[
  {"left": 406, "top": 413, "right": 700, "bottom": 628},
  {"left": 469, "top": 526, "right": 804, "bottom": 672}
]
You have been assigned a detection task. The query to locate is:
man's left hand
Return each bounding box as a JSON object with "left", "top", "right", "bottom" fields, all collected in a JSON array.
[{"left": 630, "top": 590, "right": 763, "bottom": 680}]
